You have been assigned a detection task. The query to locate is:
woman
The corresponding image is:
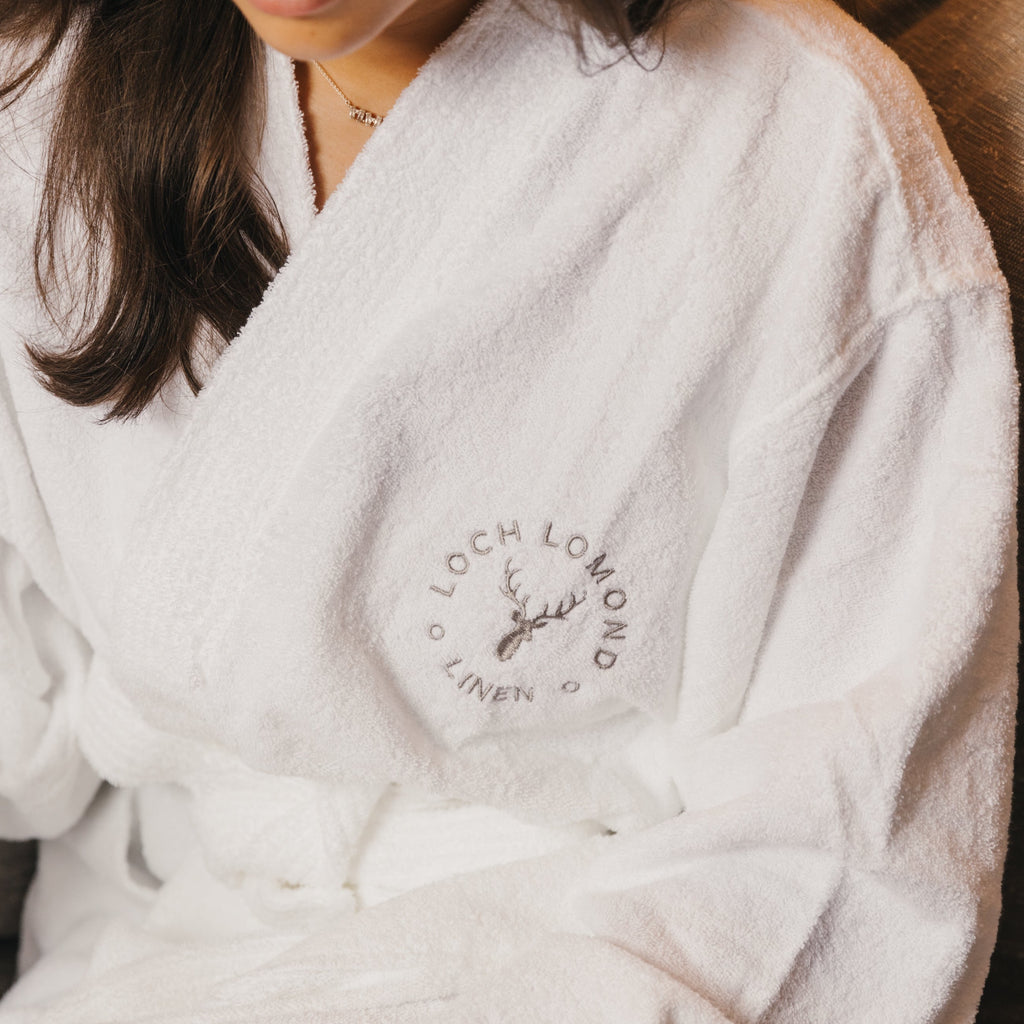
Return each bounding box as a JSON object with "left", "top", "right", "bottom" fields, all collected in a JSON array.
[{"left": 0, "top": 0, "right": 1016, "bottom": 1020}]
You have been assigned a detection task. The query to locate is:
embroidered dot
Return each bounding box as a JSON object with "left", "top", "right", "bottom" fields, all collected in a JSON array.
[
  {"left": 562, "top": 680, "right": 581, "bottom": 693},
  {"left": 428, "top": 624, "right": 446, "bottom": 640}
]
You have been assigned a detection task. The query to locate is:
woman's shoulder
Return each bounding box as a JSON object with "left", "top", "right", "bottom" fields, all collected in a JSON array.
[
  {"left": 735, "top": 0, "right": 998, "bottom": 274},
  {"left": 603, "top": 0, "right": 1003, "bottom": 293}
]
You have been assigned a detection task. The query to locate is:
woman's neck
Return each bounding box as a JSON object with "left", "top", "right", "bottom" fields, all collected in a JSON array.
[
  {"left": 321, "top": 0, "right": 480, "bottom": 87},
  {"left": 297, "top": 0, "right": 479, "bottom": 210}
]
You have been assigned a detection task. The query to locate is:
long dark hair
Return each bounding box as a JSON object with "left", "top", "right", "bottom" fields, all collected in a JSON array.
[{"left": 0, "top": 0, "right": 680, "bottom": 420}]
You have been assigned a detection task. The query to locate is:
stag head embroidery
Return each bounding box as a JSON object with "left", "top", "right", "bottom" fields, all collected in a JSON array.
[{"left": 496, "top": 557, "right": 586, "bottom": 662}]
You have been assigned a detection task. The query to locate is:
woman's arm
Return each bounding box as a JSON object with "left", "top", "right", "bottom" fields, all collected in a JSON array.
[
  {"left": 0, "top": 351, "right": 99, "bottom": 841},
  {"left": 425, "top": 281, "right": 1017, "bottom": 1023},
  {"left": 0, "top": 539, "right": 98, "bottom": 842}
]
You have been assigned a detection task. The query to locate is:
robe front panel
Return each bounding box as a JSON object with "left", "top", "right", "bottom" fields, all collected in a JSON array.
[
  {"left": 102, "top": 0, "right": 931, "bottom": 830},
  {"left": 2, "top": 0, "right": 1004, "bottom": 903}
]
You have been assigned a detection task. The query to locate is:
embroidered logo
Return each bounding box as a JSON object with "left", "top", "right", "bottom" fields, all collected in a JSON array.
[
  {"left": 495, "top": 558, "right": 586, "bottom": 662},
  {"left": 425, "top": 519, "right": 632, "bottom": 706}
]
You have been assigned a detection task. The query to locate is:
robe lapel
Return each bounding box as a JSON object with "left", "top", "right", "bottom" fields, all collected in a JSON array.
[
  {"left": 107, "top": 0, "right": 691, "bottom": 827},
  {"left": 109, "top": 0, "right": 572, "bottom": 710}
]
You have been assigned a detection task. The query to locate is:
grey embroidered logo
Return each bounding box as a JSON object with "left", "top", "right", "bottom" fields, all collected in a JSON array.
[
  {"left": 425, "top": 519, "right": 632, "bottom": 706},
  {"left": 496, "top": 558, "right": 586, "bottom": 661}
]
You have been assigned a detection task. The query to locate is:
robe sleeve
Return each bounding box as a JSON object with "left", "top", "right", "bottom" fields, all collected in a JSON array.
[
  {"left": 441, "top": 280, "right": 1020, "bottom": 1023},
  {"left": 0, "top": 366, "right": 100, "bottom": 841},
  {"left": 0, "top": 38, "right": 99, "bottom": 844},
  {"left": 0, "top": 538, "right": 99, "bottom": 841}
]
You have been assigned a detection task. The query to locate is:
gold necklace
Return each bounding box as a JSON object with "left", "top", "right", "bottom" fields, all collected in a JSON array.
[{"left": 311, "top": 61, "right": 386, "bottom": 128}]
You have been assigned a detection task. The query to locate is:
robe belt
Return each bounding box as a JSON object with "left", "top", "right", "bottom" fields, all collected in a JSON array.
[{"left": 346, "top": 788, "right": 607, "bottom": 909}]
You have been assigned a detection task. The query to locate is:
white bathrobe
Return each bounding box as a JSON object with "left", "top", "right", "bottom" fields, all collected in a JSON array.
[{"left": 0, "top": 0, "right": 1017, "bottom": 1020}]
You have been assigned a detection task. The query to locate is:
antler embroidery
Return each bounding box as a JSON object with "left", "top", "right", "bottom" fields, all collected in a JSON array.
[{"left": 496, "top": 558, "right": 586, "bottom": 662}]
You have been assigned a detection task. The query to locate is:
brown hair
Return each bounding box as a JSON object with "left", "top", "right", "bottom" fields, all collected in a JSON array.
[{"left": 0, "top": 0, "right": 680, "bottom": 420}]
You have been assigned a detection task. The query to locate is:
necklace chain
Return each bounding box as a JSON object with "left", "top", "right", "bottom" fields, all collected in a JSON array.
[{"left": 311, "top": 61, "right": 386, "bottom": 128}]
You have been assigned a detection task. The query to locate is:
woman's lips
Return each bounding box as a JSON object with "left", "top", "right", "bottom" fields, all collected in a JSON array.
[{"left": 243, "top": 0, "right": 338, "bottom": 17}]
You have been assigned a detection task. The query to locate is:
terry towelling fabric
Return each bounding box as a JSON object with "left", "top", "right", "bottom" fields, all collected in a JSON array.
[{"left": 0, "top": 0, "right": 1017, "bottom": 1020}]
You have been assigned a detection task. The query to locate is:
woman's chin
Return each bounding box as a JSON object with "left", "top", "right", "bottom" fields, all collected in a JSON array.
[
  {"left": 230, "top": 0, "right": 384, "bottom": 61},
  {"left": 243, "top": 0, "right": 340, "bottom": 18}
]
